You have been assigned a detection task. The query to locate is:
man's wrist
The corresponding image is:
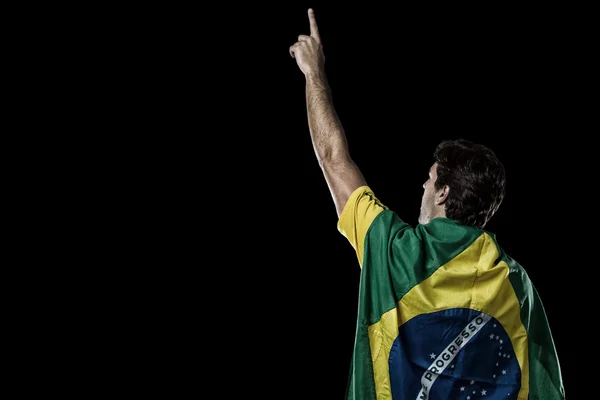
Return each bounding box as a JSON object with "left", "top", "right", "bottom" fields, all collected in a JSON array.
[{"left": 306, "top": 70, "right": 328, "bottom": 88}]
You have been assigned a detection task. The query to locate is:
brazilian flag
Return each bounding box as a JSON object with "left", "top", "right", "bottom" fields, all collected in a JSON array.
[{"left": 337, "top": 186, "right": 564, "bottom": 400}]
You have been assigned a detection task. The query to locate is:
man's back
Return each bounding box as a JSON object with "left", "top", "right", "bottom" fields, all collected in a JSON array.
[{"left": 338, "top": 186, "right": 564, "bottom": 400}]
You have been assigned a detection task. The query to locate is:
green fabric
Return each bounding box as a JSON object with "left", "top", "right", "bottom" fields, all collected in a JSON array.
[{"left": 503, "top": 254, "right": 565, "bottom": 399}]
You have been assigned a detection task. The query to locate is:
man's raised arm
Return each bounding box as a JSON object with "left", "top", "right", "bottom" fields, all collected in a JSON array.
[{"left": 290, "top": 8, "right": 367, "bottom": 217}]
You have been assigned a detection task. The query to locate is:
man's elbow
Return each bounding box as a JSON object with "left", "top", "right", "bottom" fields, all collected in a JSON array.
[{"left": 318, "top": 149, "right": 351, "bottom": 169}]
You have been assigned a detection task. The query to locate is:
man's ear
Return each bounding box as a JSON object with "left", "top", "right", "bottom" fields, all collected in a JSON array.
[{"left": 436, "top": 185, "right": 450, "bottom": 205}]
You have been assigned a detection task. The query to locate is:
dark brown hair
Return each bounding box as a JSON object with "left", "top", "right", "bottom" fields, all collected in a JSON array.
[{"left": 434, "top": 139, "right": 506, "bottom": 229}]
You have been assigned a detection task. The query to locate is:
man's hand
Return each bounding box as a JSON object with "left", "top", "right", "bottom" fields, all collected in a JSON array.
[{"left": 289, "top": 8, "right": 325, "bottom": 76}]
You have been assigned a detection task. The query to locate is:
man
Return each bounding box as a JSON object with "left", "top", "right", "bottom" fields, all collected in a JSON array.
[{"left": 290, "top": 8, "right": 565, "bottom": 400}]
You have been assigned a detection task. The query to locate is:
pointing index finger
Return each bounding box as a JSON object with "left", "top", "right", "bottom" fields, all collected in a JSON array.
[{"left": 308, "top": 8, "right": 320, "bottom": 40}]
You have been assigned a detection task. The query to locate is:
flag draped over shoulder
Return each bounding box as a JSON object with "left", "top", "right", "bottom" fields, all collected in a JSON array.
[{"left": 337, "top": 186, "right": 564, "bottom": 400}]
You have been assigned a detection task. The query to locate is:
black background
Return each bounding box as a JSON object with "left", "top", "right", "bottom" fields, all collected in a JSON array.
[
  {"left": 210, "top": 4, "right": 581, "bottom": 398},
  {"left": 67, "top": 2, "right": 591, "bottom": 398}
]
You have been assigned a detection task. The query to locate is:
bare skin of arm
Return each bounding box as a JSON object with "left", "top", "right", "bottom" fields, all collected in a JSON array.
[{"left": 290, "top": 9, "right": 367, "bottom": 217}]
